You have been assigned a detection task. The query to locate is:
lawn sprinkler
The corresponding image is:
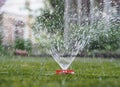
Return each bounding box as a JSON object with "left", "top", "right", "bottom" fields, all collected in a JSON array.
[{"left": 56, "top": 69, "right": 74, "bottom": 74}]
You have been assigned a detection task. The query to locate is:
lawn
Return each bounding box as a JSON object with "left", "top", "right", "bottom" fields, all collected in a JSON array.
[{"left": 0, "top": 56, "right": 120, "bottom": 87}]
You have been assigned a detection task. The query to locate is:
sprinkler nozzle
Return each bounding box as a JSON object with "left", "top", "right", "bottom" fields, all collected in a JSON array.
[{"left": 56, "top": 70, "right": 74, "bottom": 74}]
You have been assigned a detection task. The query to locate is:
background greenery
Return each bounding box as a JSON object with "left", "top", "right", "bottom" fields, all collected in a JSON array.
[
  {"left": 88, "top": 24, "right": 120, "bottom": 51},
  {"left": 14, "top": 38, "right": 32, "bottom": 52},
  {"left": 33, "top": 0, "right": 64, "bottom": 34},
  {"left": 0, "top": 0, "right": 120, "bottom": 56},
  {"left": 33, "top": 0, "right": 120, "bottom": 53}
]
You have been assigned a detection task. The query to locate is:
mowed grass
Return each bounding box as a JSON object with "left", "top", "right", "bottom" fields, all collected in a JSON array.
[{"left": 0, "top": 56, "right": 120, "bottom": 87}]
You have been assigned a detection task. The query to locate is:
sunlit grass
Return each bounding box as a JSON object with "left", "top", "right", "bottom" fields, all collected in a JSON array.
[{"left": 0, "top": 56, "right": 120, "bottom": 87}]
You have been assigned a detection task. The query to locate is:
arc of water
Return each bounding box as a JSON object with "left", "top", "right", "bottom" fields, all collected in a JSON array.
[
  {"left": 77, "top": 0, "right": 82, "bottom": 25},
  {"left": 103, "top": 0, "right": 111, "bottom": 29},
  {"left": 51, "top": 0, "right": 96, "bottom": 70},
  {"left": 50, "top": 46, "right": 76, "bottom": 70},
  {"left": 64, "top": 0, "right": 70, "bottom": 49},
  {"left": 90, "top": 0, "right": 95, "bottom": 25}
]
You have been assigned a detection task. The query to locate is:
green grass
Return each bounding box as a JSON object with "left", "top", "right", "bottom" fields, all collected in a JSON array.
[{"left": 0, "top": 56, "right": 120, "bottom": 87}]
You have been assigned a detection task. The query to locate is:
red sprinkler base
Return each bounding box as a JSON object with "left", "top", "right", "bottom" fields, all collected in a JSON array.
[{"left": 56, "top": 70, "right": 74, "bottom": 74}]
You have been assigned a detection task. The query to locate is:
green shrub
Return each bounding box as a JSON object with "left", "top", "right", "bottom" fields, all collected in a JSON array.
[
  {"left": 14, "top": 39, "right": 24, "bottom": 50},
  {"left": 88, "top": 24, "right": 120, "bottom": 51},
  {"left": 24, "top": 39, "right": 32, "bottom": 52},
  {"left": 0, "top": 34, "right": 2, "bottom": 44},
  {"left": 0, "top": 33, "right": 5, "bottom": 55},
  {"left": 0, "top": 45, "right": 5, "bottom": 55},
  {"left": 14, "top": 38, "right": 32, "bottom": 52}
]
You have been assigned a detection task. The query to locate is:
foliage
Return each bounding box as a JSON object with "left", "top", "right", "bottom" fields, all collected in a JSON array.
[
  {"left": 0, "top": 31, "right": 10, "bottom": 56},
  {"left": 33, "top": 0, "right": 120, "bottom": 52},
  {"left": 88, "top": 23, "right": 120, "bottom": 51},
  {"left": 0, "top": 44, "right": 5, "bottom": 55},
  {"left": 33, "top": 30, "right": 52, "bottom": 54},
  {"left": 0, "top": 56, "right": 120, "bottom": 87},
  {"left": 14, "top": 39, "right": 24, "bottom": 50},
  {"left": 33, "top": 0, "right": 64, "bottom": 34},
  {"left": 0, "top": 27, "right": 5, "bottom": 55},
  {"left": 32, "top": 0, "right": 65, "bottom": 54},
  {"left": 0, "top": 33, "right": 2, "bottom": 44},
  {"left": 14, "top": 38, "right": 32, "bottom": 52},
  {"left": 33, "top": 30, "right": 63, "bottom": 54},
  {"left": 24, "top": 39, "right": 32, "bottom": 52}
]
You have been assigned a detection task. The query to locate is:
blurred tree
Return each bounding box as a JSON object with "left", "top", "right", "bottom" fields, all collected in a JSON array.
[{"left": 33, "top": 0, "right": 64, "bottom": 34}]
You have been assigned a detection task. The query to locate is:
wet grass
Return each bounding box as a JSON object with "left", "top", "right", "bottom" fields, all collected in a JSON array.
[{"left": 0, "top": 56, "right": 120, "bottom": 87}]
